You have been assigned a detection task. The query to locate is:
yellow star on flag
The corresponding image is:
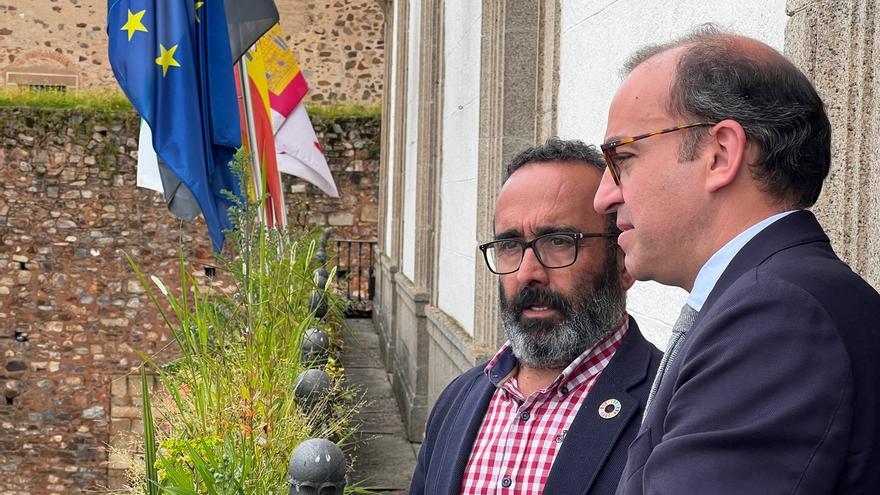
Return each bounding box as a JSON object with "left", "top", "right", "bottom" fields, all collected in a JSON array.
[
  {"left": 120, "top": 9, "right": 148, "bottom": 41},
  {"left": 155, "top": 44, "right": 181, "bottom": 77},
  {"left": 195, "top": 1, "right": 205, "bottom": 23}
]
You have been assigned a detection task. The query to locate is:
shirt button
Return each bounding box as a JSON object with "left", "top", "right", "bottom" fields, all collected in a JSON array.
[
  {"left": 519, "top": 411, "right": 530, "bottom": 421},
  {"left": 501, "top": 476, "right": 512, "bottom": 487},
  {"left": 560, "top": 386, "right": 569, "bottom": 395}
]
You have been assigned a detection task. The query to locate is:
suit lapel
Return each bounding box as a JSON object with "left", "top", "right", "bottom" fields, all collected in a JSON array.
[
  {"left": 435, "top": 371, "right": 496, "bottom": 494},
  {"left": 698, "top": 210, "right": 830, "bottom": 324},
  {"left": 544, "top": 320, "right": 654, "bottom": 494}
]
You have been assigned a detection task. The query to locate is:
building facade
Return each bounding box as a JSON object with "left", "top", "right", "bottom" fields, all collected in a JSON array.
[{"left": 375, "top": 0, "right": 880, "bottom": 441}]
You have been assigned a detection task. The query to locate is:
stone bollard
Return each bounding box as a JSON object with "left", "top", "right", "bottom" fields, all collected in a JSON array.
[
  {"left": 288, "top": 438, "right": 347, "bottom": 495},
  {"left": 300, "top": 327, "right": 330, "bottom": 366},
  {"left": 313, "top": 268, "right": 329, "bottom": 289},
  {"left": 293, "top": 368, "right": 332, "bottom": 417},
  {"left": 307, "top": 291, "right": 328, "bottom": 319},
  {"left": 313, "top": 248, "right": 327, "bottom": 264}
]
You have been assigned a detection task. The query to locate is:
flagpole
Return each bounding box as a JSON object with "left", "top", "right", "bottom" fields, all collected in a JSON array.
[
  {"left": 237, "top": 57, "right": 267, "bottom": 226},
  {"left": 275, "top": 156, "right": 288, "bottom": 230}
]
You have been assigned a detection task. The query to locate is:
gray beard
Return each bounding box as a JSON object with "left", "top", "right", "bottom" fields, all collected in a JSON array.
[{"left": 499, "top": 258, "right": 625, "bottom": 369}]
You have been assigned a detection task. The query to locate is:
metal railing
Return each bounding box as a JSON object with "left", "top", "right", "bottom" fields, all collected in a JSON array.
[{"left": 330, "top": 239, "right": 377, "bottom": 318}]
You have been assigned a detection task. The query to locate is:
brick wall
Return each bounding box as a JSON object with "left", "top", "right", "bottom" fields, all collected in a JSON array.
[
  {"left": 0, "top": 106, "right": 379, "bottom": 493},
  {"left": 0, "top": 0, "right": 384, "bottom": 105}
]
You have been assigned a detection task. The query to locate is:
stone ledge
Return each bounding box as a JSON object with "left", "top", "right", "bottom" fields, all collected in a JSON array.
[{"left": 424, "top": 305, "right": 491, "bottom": 371}]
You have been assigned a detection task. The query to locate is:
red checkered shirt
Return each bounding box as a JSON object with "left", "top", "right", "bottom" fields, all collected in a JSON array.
[{"left": 460, "top": 318, "right": 628, "bottom": 494}]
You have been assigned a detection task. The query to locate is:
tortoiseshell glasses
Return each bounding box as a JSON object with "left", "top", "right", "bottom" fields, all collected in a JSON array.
[{"left": 600, "top": 122, "right": 717, "bottom": 185}]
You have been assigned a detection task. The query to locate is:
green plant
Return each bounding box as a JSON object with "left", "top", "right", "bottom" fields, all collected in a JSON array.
[
  {"left": 124, "top": 150, "right": 366, "bottom": 494},
  {"left": 0, "top": 86, "right": 133, "bottom": 110},
  {"left": 306, "top": 103, "right": 381, "bottom": 120}
]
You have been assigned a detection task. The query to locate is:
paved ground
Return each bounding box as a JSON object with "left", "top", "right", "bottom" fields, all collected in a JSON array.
[{"left": 342, "top": 318, "right": 418, "bottom": 494}]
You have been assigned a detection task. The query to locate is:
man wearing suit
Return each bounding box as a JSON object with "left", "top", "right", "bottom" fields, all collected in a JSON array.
[
  {"left": 410, "top": 139, "right": 662, "bottom": 494},
  {"left": 594, "top": 26, "right": 880, "bottom": 494}
]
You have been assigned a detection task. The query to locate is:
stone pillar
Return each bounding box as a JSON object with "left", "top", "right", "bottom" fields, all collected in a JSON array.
[
  {"left": 474, "top": 0, "right": 561, "bottom": 350},
  {"left": 536, "top": 0, "right": 561, "bottom": 141},
  {"left": 383, "top": 0, "right": 446, "bottom": 441},
  {"left": 376, "top": 0, "right": 412, "bottom": 374},
  {"left": 785, "top": 0, "right": 880, "bottom": 288},
  {"left": 375, "top": 0, "right": 400, "bottom": 369}
]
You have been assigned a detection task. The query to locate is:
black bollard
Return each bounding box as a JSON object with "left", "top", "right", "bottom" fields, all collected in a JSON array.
[
  {"left": 300, "top": 327, "right": 330, "bottom": 366},
  {"left": 288, "top": 438, "right": 347, "bottom": 495},
  {"left": 307, "top": 291, "right": 328, "bottom": 319},
  {"left": 293, "top": 368, "right": 332, "bottom": 417}
]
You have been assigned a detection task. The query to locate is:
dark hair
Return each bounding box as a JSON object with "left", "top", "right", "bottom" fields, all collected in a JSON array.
[
  {"left": 506, "top": 138, "right": 606, "bottom": 179},
  {"left": 504, "top": 138, "right": 618, "bottom": 233},
  {"left": 623, "top": 24, "right": 831, "bottom": 209}
]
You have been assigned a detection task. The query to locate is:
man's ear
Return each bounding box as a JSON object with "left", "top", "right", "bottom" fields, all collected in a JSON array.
[
  {"left": 704, "top": 119, "right": 749, "bottom": 193},
  {"left": 617, "top": 249, "right": 635, "bottom": 290}
]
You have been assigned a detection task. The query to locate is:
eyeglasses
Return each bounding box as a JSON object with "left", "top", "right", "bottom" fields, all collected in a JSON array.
[
  {"left": 478, "top": 232, "right": 618, "bottom": 275},
  {"left": 600, "top": 122, "right": 717, "bottom": 185}
]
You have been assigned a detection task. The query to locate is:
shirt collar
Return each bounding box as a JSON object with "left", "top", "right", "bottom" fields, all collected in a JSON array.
[
  {"left": 687, "top": 210, "right": 798, "bottom": 311},
  {"left": 483, "top": 317, "right": 629, "bottom": 392}
]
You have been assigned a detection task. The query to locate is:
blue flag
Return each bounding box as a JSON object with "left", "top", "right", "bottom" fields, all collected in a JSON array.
[{"left": 108, "top": 0, "right": 242, "bottom": 251}]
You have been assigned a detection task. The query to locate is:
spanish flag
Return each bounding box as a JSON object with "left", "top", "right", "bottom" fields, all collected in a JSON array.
[
  {"left": 236, "top": 48, "right": 286, "bottom": 228},
  {"left": 255, "top": 25, "right": 339, "bottom": 198},
  {"left": 236, "top": 24, "right": 338, "bottom": 228}
]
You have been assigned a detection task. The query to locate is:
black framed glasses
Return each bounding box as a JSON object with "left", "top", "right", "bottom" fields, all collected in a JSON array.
[
  {"left": 478, "top": 232, "right": 619, "bottom": 275},
  {"left": 600, "top": 122, "right": 717, "bottom": 185}
]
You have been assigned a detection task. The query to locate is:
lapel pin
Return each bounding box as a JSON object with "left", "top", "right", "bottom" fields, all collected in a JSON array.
[{"left": 598, "top": 398, "right": 622, "bottom": 419}]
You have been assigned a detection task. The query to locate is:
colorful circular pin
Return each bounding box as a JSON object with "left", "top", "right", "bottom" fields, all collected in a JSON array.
[{"left": 598, "top": 398, "right": 622, "bottom": 419}]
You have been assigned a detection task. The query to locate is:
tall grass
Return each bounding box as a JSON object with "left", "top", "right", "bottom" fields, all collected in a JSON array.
[{"left": 124, "top": 151, "right": 361, "bottom": 494}]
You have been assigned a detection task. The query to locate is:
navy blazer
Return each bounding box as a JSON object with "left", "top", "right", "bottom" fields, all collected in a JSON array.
[
  {"left": 617, "top": 210, "right": 880, "bottom": 494},
  {"left": 411, "top": 318, "right": 661, "bottom": 494}
]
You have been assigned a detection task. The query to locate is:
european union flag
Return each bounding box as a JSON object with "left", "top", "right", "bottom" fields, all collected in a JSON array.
[{"left": 108, "top": 0, "right": 242, "bottom": 251}]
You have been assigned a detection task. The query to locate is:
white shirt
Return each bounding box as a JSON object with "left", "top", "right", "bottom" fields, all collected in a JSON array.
[{"left": 687, "top": 210, "right": 798, "bottom": 311}]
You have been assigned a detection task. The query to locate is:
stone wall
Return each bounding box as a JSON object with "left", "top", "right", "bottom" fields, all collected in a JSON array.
[
  {"left": 0, "top": 0, "right": 384, "bottom": 105},
  {"left": 785, "top": 0, "right": 880, "bottom": 290},
  {"left": 302, "top": 115, "right": 381, "bottom": 239},
  {"left": 0, "top": 106, "right": 379, "bottom": 493}
]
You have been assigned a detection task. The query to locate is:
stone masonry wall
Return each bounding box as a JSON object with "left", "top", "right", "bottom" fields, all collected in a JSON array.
[
  {"left": 0, "top": 106, "right": 379, "bottom": 493},
  {"left": 0, "top": 0, "right": 384, "bottom": 105}
]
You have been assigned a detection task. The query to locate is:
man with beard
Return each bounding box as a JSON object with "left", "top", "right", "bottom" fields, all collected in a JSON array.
[{"left": 410, "top": 139, "right": 662, "bottom": 495}]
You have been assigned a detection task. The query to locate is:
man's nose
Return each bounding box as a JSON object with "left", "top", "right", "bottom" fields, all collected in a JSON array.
[
  {"left": 594, "top": 168, "right": 623, "bottom": 215},
  {"left": 515, "top": 246, "right": 549, "bottom": 286}
]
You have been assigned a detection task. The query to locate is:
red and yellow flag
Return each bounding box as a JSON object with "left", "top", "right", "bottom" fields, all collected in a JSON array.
[
  {"left": 256, "top": 24, "right": 338, "bottom": 198},
  {"left": 235, "top": 23, "right": 338, "bottom": 228},
  {"left": 253, "top": 25, "right": 310, "bottom": 128},
  {"left": 235, "top": 48, "right": 285, "bottom": 228}
]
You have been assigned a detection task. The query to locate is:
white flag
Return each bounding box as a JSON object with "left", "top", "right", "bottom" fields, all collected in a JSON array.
[
  {"left": 136, "top": 120, "right": 201, "bottom": 222},
  {"left": 136, "top": 120, "right": 163, "bottom": 193},
  {"left": 274, "top": 103, "right": 339, "bottom": 198}
]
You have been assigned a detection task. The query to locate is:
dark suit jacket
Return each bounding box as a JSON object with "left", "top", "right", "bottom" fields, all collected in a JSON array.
[
  {"left": 617, "top": 210, "right": 880, "bottom": 494},
  {"left": 411, "top": 318, "right": 661, "bottom": 494}
]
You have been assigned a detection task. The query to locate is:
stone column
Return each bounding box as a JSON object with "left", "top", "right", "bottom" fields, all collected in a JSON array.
[
  {"left": 415, "top": 0, "right": 444, "bottom": 296},
  {"left": 388, "top": 0, "right": 446, "bottom": 441},
  {"left": 785, "top": 0, "right": 880, "bottom": 288},
  {"left": 537, "top": 0, "right": 561, "bottom": 141},
  {"left": 375, "top": 0, "right": 401, "bottom": 369},
  {"left": 377, "top": 1, "right": 394, "bottom": 265},
  {"left": 474, "top": 0, "right": 561, "bottom": 350}
]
